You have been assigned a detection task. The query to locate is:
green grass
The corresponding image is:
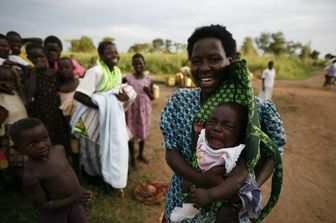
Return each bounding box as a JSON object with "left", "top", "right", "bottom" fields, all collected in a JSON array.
[{"left": 63, "top": 51, "right": 324, "bottom": 80}]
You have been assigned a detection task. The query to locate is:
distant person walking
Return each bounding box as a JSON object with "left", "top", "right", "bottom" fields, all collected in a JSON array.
[
  {"left": 259, "top": 61, "right": 276, "bottom": 100},
  {"left": 323, "top": 59, "right": 336, "bottom": 89}
]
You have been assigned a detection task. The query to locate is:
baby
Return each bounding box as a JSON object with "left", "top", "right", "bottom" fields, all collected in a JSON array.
[{"left": 171, "top": 103, "right": 262, "bottom": 223}]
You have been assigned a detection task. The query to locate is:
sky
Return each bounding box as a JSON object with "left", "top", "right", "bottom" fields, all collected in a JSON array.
[{"left": 1, "top": 0, "right": 335, "bottom": 57}]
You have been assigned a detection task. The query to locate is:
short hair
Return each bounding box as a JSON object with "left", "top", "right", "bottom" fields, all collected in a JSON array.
[
  {"left": 26, "top": 43, "right": 43, "bottom": 56},
  {"left": 0, "top": 34, "right": 7, "bottom": 40},
  {"left": 58, "top": 57, "right": 73, "bottom": 65},
  {"left": 132, "top": 53, "right": 145, "bottom": 63},
  {"left": 6, "top": 31, "right": 21, "bottom": 38},
  {"left": 98, "top": 41, "right": 115, "bottom": 56},
  {"left": 187, "top": 24, "right": 237, "bottom": 59},
  {"left": 44, "top": 35, "right": 63, "bottom": 51},
  {"left": 8, "top": 118, "right": 44, "bottom": 146}
]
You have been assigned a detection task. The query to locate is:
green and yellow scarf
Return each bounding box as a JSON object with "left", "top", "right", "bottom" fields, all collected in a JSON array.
[{"left": 194, "top": 59, "right": 283, "bottom": 222}]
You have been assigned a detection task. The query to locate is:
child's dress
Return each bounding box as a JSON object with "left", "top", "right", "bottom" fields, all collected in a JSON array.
[
  {"left": 30, "top": 72, "right": 70, "bottom": 152},
  {"left": 124, "top": 74, "right": 152, "bottom": 141},
  {"left": 0, "top": 91, "right": 28, "bottom": 168}
]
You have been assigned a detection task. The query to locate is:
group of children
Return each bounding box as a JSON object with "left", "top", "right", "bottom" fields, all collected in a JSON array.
[{"left": 0, "top": 31, "right": 155, "bottom": 222}]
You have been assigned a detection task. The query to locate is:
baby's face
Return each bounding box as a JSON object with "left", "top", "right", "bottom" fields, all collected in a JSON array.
[
  {"left": 20, "top": 125, "right": 51, "bottom": 160},
  {"left": 205, "top": 104, "right": 244, "bottom": 149}
]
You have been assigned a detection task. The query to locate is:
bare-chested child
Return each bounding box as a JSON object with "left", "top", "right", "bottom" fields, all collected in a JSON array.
[{"left": 8, "top": 117, "right": 92, "bottom": 223}]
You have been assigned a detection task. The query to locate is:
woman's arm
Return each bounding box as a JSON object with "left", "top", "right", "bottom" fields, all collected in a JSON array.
[
  {"left": 254, "top": 155, "right": 274, "bottom": 187},
  {"left": 188, "top": 154, "right": 248, "bottom": 207},
  {"left": 74, "top": 92, "right": 98, "bottom": 109},
  {"left": 166, "top": 149, "right": 225, "bottom": 188}
]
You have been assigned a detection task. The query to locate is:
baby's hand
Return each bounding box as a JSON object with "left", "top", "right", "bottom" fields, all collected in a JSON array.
[
  {"left": 79, "top": 190, "right": 93, "bottom": 206},
  {"left": 181, "top": 180, "right": 192, "bottom": 193},
  {"left": 189, "top": 188, "right": 212, "bottom": 208}
]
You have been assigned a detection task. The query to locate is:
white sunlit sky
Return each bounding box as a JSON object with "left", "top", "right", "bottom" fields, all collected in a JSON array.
[{"left": 1, "top": 0, "right": 335, "bottom": 57}]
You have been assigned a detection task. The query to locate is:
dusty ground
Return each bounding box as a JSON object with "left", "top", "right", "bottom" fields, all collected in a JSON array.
[{"left": 139, "top": 70, "right": 336, "bottom": 223}]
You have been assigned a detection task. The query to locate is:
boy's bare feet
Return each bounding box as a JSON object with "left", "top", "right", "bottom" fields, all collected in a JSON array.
[{"left": 137, "top": 156, "right": 149, "bottom": 164}]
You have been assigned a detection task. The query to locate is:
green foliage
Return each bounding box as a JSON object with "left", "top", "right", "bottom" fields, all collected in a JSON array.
[
  {"left": 242, "top": 53, "right": 319, "bottom": 80},
  {"left": 118, "top": 52, "right": 188, "bottom": 75},
  {"left": 68, "top": 36, "right": 96, "bottom": 53},
  {"left": 240, "top": 37, "right": 258, "bottom": 56},
  {"left": 151, "top": 38, "right": 164, "bottom": 52},
  {"left": 64, "top": 50, "right": 322, "bottom": 80},
  {"left": 255, "top": 32, "right": 287, "bottom": 55},
  {"left": 128, "top": 43, "right": 151, "bottom": 53},
  {"left": 101, "top": 37, "right": 115, "bottom": 43},
  {"left": 165, "top": 39, "right": 173, "bottom": 53}
]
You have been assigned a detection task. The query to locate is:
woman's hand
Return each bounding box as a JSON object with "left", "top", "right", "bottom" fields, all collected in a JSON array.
[
  {"left": 188, "top": 188, "right": 212, "bottom": 208},
  {"left": 115, "top": 89, "right": 129, "bottom": 102},
  {"left": 199, "top": 166, "right": 226, "bottom": 188}
]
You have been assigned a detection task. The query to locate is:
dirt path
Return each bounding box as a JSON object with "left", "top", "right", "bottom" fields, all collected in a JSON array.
[{"left": 139, "top": 70, "right": 336, "bottom": 223}]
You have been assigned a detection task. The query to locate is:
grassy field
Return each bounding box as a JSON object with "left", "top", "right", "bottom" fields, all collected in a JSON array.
[{"left": 62, "top": 51, "right": 325, "bottom": 80}]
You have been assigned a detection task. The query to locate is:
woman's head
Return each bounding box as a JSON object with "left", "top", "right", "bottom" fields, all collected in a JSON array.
[
  {"left": 187, "top": 25, "right": 237, "bottom": 94},
  {"left": 132, "top": 53, "right": 145, "bottom": 75},
  {"left": 98, "top": 41, "right": 119, "bottom": 68}
]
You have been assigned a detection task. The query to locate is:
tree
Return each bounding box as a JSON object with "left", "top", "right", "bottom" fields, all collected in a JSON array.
[
  {"left": 269, "top": 32, "right": 286, "bottom": 55},
  {"left": 255, "top": 31, "right": 287, "bottom": 55},
  {"left": 128, "top": 43, "right": 151, "bottom": 53},
  {"left": 165, "top": 39, "right": 173, "bottom": 53},
  {"left": 68, "top": 36, "right": 96, "bottom": 52},
  {"left": 299, "top": 44, "right": 312, "bottom": 60},
  {"left": 152, "top": 38, "right": 164, "bottom": 52},
  {"left": 286, "top": 41, "right": 302, "bottom": 56},
  {"left": 324, "top": 53, "right": 335, "bottom": 60},
  {"left": 101, "top": 37, "right": 115, "bottom": 43},
  {"left": 310, "top": 50, "right": 320, "bottom": 60},
  {"left": 240, "top": 37, "right": 257, "bottom": 55},
  {"left": 255, "top": 32, "right": 271, "bottom": 54}
]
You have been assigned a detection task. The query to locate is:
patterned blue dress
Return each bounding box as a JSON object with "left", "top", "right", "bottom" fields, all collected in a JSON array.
[{"left": 160, "top": 88, "right": 286, "bottom": 222}]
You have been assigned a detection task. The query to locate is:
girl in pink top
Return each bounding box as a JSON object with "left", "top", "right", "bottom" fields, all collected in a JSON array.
[{"left": 123, "top": 53, "right": 154, "bottom": 169}]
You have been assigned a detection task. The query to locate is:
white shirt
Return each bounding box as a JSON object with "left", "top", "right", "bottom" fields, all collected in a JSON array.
[
  {"left": 262, "top": 68, "right": 276, "bottom": 87},
  {"left": 196, "top": 129, "right": 245, "bottom": 174}
]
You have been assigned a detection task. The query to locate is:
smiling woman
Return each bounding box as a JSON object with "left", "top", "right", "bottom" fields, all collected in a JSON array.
[{"left": 160, "top": 24, "right": 286, "bottom": 223}]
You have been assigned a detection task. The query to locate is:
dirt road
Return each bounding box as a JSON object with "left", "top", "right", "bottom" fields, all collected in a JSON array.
[{"left": 137, "top": 70, "right": 336, "bottom": 223}]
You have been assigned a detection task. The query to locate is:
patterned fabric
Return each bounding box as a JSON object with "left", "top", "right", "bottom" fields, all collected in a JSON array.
[
  {"left": 125, "top": 74, "right": 153, "bottom": 140},
  {"left": 194, "top": 60, "right": 283, "bottom": 222},
  {"left": 30, "top": 71, "right": 71, "bottom": 153},
  {"left": 160, "top": 62, "right": 286, "bottom": 223}
]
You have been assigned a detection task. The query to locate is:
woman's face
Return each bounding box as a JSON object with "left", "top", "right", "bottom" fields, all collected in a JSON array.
[
  {"left": 101, "top": 44, "right": 119, "bottom": 68},
  {"left": 190, "top": 37, "right": 230, "bottom": 94}
]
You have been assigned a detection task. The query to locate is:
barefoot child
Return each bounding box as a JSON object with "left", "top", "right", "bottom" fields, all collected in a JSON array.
[
  {"left": 170, "top": 103, "right": 262, "bottom": 223},
  {"left": 123, "top": 53, "right": 154, "bottom": 168},
  {"left": 8, "top": 118, "right": 92, "bottom": 223},
  {"left": 57, "top": 57, "right": 81, "bottom": 171}
]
